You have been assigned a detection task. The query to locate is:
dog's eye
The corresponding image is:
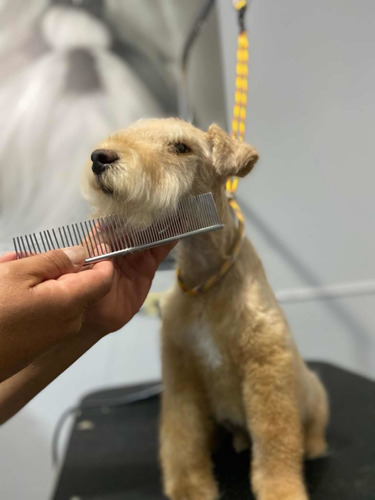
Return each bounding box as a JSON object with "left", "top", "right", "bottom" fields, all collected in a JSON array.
[{"left": 173, "top": 142, "right": 190, "bottom": 154}]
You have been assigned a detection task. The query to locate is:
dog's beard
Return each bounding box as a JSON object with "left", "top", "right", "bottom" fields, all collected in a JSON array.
[
  {"left": 95, "top": 176, "right": 114, "bottom": 195},
  {"left": 84, "top": 160, "right": 197, "bottom": 228},
  {"left": 88, "top": 178, "right": 190, "bottom": 228}
]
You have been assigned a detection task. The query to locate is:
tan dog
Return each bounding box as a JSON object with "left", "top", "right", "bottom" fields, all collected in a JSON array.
[{"left": 83, "top": 118, "right": 329, "bottom": 500}]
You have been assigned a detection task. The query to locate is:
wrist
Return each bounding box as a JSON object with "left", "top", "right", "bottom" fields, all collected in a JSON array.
[{"left": 79, "top": 321, "right": 108, "bottom": 343}]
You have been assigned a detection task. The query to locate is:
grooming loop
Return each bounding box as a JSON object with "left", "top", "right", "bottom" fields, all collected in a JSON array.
[
  {"left": 227, "top": 0, "right": 249, "bottom": 194},
  {"left": 178, "top": 0, "right": 249, "bottom": 296},
  {"left": 13, "top": 193, "right": 223, "bottom": 264}
]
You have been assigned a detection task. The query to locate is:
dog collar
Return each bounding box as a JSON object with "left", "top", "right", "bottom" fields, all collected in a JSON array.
[{"left": 177, "top": 195, "right": 244, "bottom": 296}]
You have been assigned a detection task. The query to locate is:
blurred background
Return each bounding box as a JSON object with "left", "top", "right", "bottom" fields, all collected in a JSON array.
[{"left": 0, "top": 0, "right": 374, "bottom": 499}]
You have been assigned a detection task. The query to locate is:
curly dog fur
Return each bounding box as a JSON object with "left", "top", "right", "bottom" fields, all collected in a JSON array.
[{"left": 83, "top": 118, "right": 329, "bottom": 500}]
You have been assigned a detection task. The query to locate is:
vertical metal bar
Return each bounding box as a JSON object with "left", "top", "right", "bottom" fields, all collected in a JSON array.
[
  {"left": 179, "top": 201, "right": 186, "bottom": 235},
  {"left": 92, "top": 219, "right": 104, "bottom": 253},
  {"left": 128, "top": 224, "right": 136, "bottom": 248},
  {"left": 87, "top": 220, "right": 98, "bottom": 253},
  {"left": 32, "top": 233, "right": 42, "bottom": 254},
  {"left": 13, "top": 238, "right": 20, "bottom": 259},
  {"left": 17, "top": 237, "right": 25, "bottom": 258},
  {"left": 184, "top": 197, "right": 192, "bottom": 231},
  {"left": 39, "top": 232, "right": 47, "bottom": 252},
  {"left": 204, "top": 193, "right": 210, "bottom": 225},
  {"left": 96, "top": 218, "right": 108, "bottom": 250},
  {"left": 207, "top": 193, "right": 214, "bottom": 225},
  {"left": 16, "top": 237, "right": 23, "bottom": 258},
  {"left": 100, "top": 217, "right": 115, "bottom": 252},
  {"left": 66, "top": 225, "right": 75, "bottom": 247},
  {"left": 52, "top": 229, "right": 60, "bottom": 249},
  {"left": 139, "top": 226, "right": 145, "bottom": 247},
  {"left": 28, "top": 234, "right": 37, "bottom": 254},
  {"left": 46, "top": 230, "right": 55, "bottom": 250},
  {"left": 58, "top": 228, "right": 65, "bottom": 248},
  {"left": 115, "top": 215, "right": 127, "bottom": 250},
  {"left": 24, "top": 235, "right": 33, "bottom": 255},
  {"left": 79, "top": 222, "right": 90, "bottom": 256},
  {"left": 62, "top": 226, "right": 70, "bottom": 249},
  {"left": 150, "top": 220, "right": 157, "bottom": 243},
  {"left": 19, "top": 236, "right": 28, "bottom": 256},
  {"left": 108, "top": 217, "right": 119, "bottom": 251},
  {"left": 72, "top": 224, "right": 80, "bottom": 246},
  {"left": 42, "top": 231, "right": 51, "bottom": 251},
  {"left": 200, "top": 194, "right": 206, "bottom": 228},
  {"left": 83, "top": 220, "right": 95, "bottom": 257},
  {"left": 75, "top": 223, "right": 83, "bottom": 251},
  {"left": 155, "top": 218, "right": 162, "bottom": 241}
]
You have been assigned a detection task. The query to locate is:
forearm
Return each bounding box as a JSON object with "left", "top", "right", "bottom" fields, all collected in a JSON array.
[
  {"left": 0, "top": 327, "right": 76, "bottom": 384},
  {"left": 0, "top": 326, "right": 102, "bottom": 424}
]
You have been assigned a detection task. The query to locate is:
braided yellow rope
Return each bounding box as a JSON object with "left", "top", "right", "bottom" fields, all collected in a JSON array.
[
  {"left": 177, "top": 1, "right": 248, "bottom": 296},
  {"left": 227, "top": 4, "right": 249, "bottom": 194}
]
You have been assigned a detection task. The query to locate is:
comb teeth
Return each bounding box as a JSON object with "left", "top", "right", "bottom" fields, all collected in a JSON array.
[{"left": 13, "top": 193, "right": 223, "bottom": 264}]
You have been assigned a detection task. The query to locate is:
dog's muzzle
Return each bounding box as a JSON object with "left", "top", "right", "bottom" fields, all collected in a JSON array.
[{"left": 91, "top": 149, "right": 118, "bottom": 176}]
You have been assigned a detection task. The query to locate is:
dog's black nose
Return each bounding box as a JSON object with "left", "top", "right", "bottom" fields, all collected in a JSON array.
[{"left": 91, "top": 149, "right": 118, "bottom": 175}]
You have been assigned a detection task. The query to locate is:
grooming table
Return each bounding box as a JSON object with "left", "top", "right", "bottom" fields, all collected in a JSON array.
[{"left": 52, "top": 362, "right": 375, "bottom": 499}]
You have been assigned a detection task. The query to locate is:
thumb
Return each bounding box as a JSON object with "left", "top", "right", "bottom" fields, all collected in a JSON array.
[
  {"left": 0, "top": 252, "right": 17, "bottom": 263},
  {"left": 13, "top": 246, "right": 87, "bottom": 285}
]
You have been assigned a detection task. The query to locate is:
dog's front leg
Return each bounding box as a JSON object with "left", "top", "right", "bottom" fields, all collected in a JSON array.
[
  {"left": 160, "top": 339, "right": 218, "bottom": 500},
  {"left": 242, "top": 346, "right": 308, "bottom": 500}
]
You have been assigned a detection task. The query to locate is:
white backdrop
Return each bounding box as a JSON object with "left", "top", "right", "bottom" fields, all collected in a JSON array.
[{"left": 218, "top": 0, "right": 375, "bottom": 379}]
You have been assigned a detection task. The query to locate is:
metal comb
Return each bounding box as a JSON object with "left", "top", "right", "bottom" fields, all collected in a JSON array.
[{"left": 13, "top": 193, "right": 223, "bottom": 264}]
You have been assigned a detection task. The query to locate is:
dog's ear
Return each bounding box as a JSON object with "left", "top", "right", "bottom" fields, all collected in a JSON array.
[{"left": 207, "top": 124, "right": 258, "bottom": 179}]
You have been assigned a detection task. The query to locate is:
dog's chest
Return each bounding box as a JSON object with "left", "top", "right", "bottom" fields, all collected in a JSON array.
[
  {"left": 179, "top": 320, "right": 246, "bottom": 427},
  {"left": 181, "top": 320, "right": 223, "bottom": 370}
]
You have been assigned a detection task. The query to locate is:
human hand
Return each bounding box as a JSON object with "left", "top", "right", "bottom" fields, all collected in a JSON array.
[
  {"left": 0, "top": 240, "right": 175, "bottom": 380},
  {"left": 81, "top": 242, "right": 176, "bottom": 338},
  {"left": 0, "top": 248, "right": 113, "bottom": 380}
]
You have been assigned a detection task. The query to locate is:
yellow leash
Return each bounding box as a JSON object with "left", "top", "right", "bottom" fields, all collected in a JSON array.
[{"left": 177, "top": 0, "right": 249, "bottom": 296}]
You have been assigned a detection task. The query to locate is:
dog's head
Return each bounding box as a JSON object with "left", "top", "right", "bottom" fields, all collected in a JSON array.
[{"left": 82, "top": 118, "right": 258, "bottom": 225}]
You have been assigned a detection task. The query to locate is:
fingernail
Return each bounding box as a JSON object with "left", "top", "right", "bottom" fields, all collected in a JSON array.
[{"left": 63, "top": 246, "right": 87, "bottom": 266}]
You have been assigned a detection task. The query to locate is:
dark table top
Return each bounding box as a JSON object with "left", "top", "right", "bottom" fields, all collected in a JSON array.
[{"left": 52, "top": 362, "right": 375, "bottom": 500}]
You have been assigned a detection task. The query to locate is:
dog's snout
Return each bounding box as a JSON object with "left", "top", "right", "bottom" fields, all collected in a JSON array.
[
  {"left": 252, "top": 150, "right": 259, "bottom": 163},
  {"left": 91, "top": 149, "right": 118, "bottom": 175}
]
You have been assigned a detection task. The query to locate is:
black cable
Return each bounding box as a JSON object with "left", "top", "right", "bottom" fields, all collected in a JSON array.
[
  {"left": 237, "top": 6, "right": 247, "bottom": 33},
  {"left": 52, "top": 405, "right": 81, "bottom": 466},
  {"left": 178, "top": 0, "right": 216, "bottom": 121},
  {"left": 181, "top": 0, "right": 216, "bottom": 72},
  {"left": 52, "top": 383, "right": 162, "bottom": 466}
]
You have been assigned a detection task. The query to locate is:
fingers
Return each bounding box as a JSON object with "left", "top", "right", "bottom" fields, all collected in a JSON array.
[
  {"left": 9, "top": 247, "right": 87, "bottom": 285},
  {"left": 0, "top": 252, "right": 17, "bottom": 263},
  {"left": 150, "top": 241, "right": 177, "bottom": 266},
  {"left": 55, "top": 259, "right": 115, "bottom": 305},
  {"left": 114, "top": 241, "right": 177, "bottom": 285}
]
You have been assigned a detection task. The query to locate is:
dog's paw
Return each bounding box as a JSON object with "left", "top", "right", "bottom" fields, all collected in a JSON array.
[
  {"left": 232, "top": 429, "right": 250, "bottom": 453},
  {"left": 259, "top": 493, "right": 308, "bottom": 500},
  {"left": 256, "top": 484, "right": 308, "bottom": 500},
  {"left": 252, "top": 475, "right": 308, "bottom": 500},
  {"left": 257, "top": 489, "right": 308, "bottom": 500},
  {"left": 304, "top": 436, "right": 328, "bottom": 460},
  {"left": 165, "top": 476, "right": 219, "bottom": 500}
]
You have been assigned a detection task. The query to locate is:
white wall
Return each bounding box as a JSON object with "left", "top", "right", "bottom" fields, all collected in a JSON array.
[
  {"left": 217, "top": 0, "right": 375, "bottom": 378},
  {"left": 0, "top": 1, "right": 374, "bottom": 499}
]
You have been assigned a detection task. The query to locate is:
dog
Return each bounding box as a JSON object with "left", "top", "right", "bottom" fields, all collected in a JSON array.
[{"left": 83, "top": 118, "right": 329, "bottom": 500}]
